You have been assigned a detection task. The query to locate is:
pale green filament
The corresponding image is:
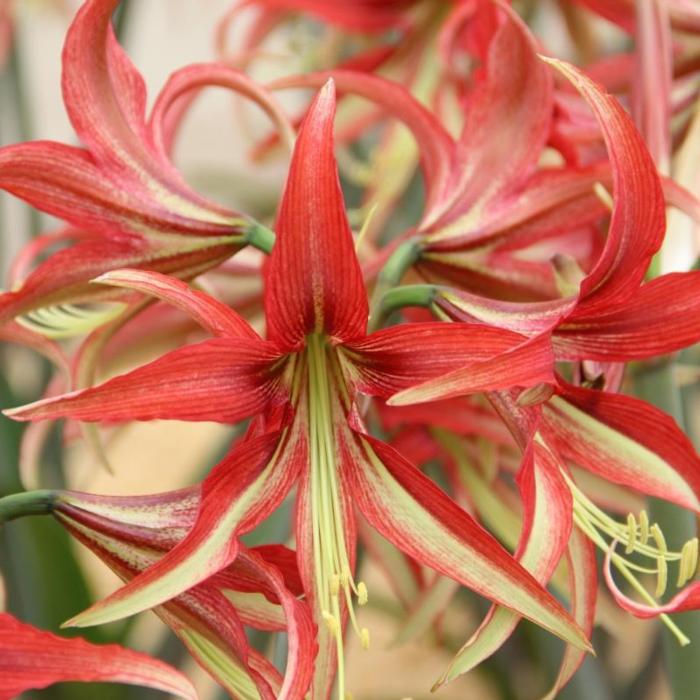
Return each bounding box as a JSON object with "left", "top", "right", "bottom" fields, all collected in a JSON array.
[
  {"left": 307, "top": 334, "right": 369, "bottom": 700},
  {"left": 566, "top": 474, "right": 698, "bottom": 645}
]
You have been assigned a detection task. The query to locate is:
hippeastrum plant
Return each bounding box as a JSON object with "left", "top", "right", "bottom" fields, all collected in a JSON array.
[
  {"left": 3, "top": 80, "right": 595, "bottom": 698},
  {"left": 0, "top": 0, "right": 291, "bottom": 332}
]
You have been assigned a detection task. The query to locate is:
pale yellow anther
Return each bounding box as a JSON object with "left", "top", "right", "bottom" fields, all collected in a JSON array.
[
  {"left": 625, "top": 513, "right": 637, "bottom": 554},
  {"left": 639, "top": 510, "right": 650, "bottom": 545},
  {"left": 360, "top": 628, "right": 370, "bottom": 650},
  {"left": 679, "top": 538, "right": 699, "bottom": 587},
  {"left": 330, "top": 574, "right": 341, "bottom": 597},
  {"left": 322, "top": 611, "right": 339, "bottom": 636},
  {"left": 357, "top": 581, "right": 368, "bottom": 606},
  {"left": 656, "top": 557, "right": 668, "bottom": 598},
  {"left": 651, "top": 523, "right": 668, "bottom": 555}
]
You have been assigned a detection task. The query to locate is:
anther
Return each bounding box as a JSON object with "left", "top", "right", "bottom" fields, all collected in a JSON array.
[
  {"left": 593, "top": 182, "right": 614, "bottom": 210},
  {"left": 331, "top": 575, "right": 341, "bottom": 597},
  {"left": 679, "top": 538, "right": 698, "bottom": 587},
  {"left": 361, "top": 628, "right": 370, "bottom": 650},
  {"left": 357, "top": 581, "right": 368, "bottom": 606},
  {"left": 639, "top": 510, "right": 650, "bottom": 545},
  {"left": 656, "top": 557, "right": 668, "bottom": 598},
  {"left": 651, "top": 523, "right": 667, "bottom": 555},
  {"left": 625, "top": 513, "right": 637, "bottom": 554},
  {"left": 322, "top": 611, "right": 339, "bottom": 635}
]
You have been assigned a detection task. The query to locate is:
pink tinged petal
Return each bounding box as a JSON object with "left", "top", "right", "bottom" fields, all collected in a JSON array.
[
  {"left": 438, "top": 0, "right": 553, "bottom": 223},
  {"left": 347, "top": 434, "right": 591, "bottom": 651},
  {"left": 264, "top": 80, "right": 368, "bottom": 347},
  {"left": 345, "top": 322, "right": 552, "bottom": 398},
  {"left": 543, "top": 384, "right": 700, "bottom": 512},
  {"left": 603, "top": 543, "right": 700, "bottom": 619},
  {"left": 387, "top": 332, "right": 554, "bottom": 405},
  {"left": 268, "top": 70, "right": 456, "bottom": 225},
  {"left": 63, "top": 430, "right": 303, "bottom": 628},
  {"left": 0, "top": 613, "right": 197, "bottom": 700},
  {"left": 94, "top": 268, "right": 259, "bottom": 339},
  {"left": 436, "top": 441, "right": 574, "bottom": 686},
  {"left": 5, "top": 337, "right": 282, "bottom": 424},
  {"left": 543, "top": 59, "right": 665, "bottom": 312},
  {"left": 555, "top": 272, "right": 700, "bottom": 360},
  {"left": 542, "top": 525, "right": 597, "bottom": 700}
]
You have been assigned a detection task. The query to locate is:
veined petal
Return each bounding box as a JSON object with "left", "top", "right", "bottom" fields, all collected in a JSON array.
[
  {"left": 388, "top": 332, "right": 554, "bottom": 405},
  {"left": 542, "top": 525, "right": 597, "bottom": 700},
  {"left": 265, "top": 80, "right": 368, "bottom": 347},
  {"left": 0, "top": 613, "right": 197, "bottom": 700},
  {"left": 543, "top": 384, "right": 700, "bottom": 512},
  {"left": 94, "top": 268, "right": 259, "bottom": 339},
  {"left": 346, "top": 433, "right": 591, "bottom": 651},
  {"left": 344, "top": 322, "right": 552, "bottom": 398},
  {"left": 437, "top": 441, "right": 573, "bottom": 685},
  {"left": 437, "top": 0, "right": 553, "bottom": 225},
  {"left": 543, "top": 58, "right": 665, "bottom": 311},
  {"left": 555, "top": 272, "right": 700, "bottom": 360},
  {"left": 5, "top": 337, "right": 283, "bottom": 424},
  {"left": 63, "top": 430, "right": 302, "bottom": 628}
]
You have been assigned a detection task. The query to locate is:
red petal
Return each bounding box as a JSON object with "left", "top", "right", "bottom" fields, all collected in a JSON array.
[
  {"left": 0, "top": 613, "right": 197, "bottom": 700},
  {"left": 94, "top": 269, "right": 259, "bottom": 339},
  {"left": 265, "top": 80, "right": 368, "bottom": 347},
  {"left": 555, "top": 272, "right": 700, "bottom": 360},
  {"left": 344, "top": 322, "right": 552, "bottom": 398},
  {"left": 544, "top": 59, "right": 665, "bottom": 312},
  {"left": 5, "top": 337, "right": 283, "bottom": 424}
]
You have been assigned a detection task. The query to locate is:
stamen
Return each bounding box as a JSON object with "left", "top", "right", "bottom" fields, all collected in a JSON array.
[
  {"left": 625, "top": 513, "right": 637, "bottom": 554},
  {"left": 593, "top": 181, "right": 614, "bottom": 210},
  {"left": 357, "top": 581, "right": 369, "bottom": 606},
  {"left": 651, "top": 524, "right": 668, "bottom": 555},
  {"left": 639, "top": 510, "right": 650, "bottom": 545},
  {"left": 656, "top": 557, "right": 668, "bottom": 598},
  {"left": 361, "top": 628, "right": 371, "bottom": 650}
]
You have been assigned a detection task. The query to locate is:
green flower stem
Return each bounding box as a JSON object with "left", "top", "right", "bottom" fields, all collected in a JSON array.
[
  {"left": 368, "top": 237, "right": 423, "bottom": 331},
  {"left": 245, "top": 222, "right": 276, "bottom": 254},
  {"left": 0, "top": 490, "right": 56, "bottom": 523},
  {"left": 635, "top": 362, "right": 700, "bottom": 700},
  {"left": 374, "top": 283, "right": 439, "bottom": 325}
]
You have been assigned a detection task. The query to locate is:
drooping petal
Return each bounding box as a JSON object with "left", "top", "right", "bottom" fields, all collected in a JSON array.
[
  {"left": 265, "top": 80, "right": 368, "bottom": 348},
  {"left": 344, "top": 323, "right": 553, "bottom": 399},
  {"left": 543, "top": 384, "right": 700, "bottom": 512},
  {"left": 387, "top": 332, "right": 554, "bottom": 405},
  {"left": 63, "top": 430, "right": 302, "bottom": 628},
  {"left": 436, "top": 441, "right": 573, "bottom": 686},
  {"left": 5, "top": 337, "right": 283, "bottom": 424},
  {"left": 94, "top": 268, "right": 259, "bottom": 339},
  {"left": 543, "top": 58, "right": 665, "bottom": 312},
  {"left": 346, "top": 433, "right": 591, "bottom": 651},
  {"left": 0, "top": 613, "right": 197, "bottom": 700}
]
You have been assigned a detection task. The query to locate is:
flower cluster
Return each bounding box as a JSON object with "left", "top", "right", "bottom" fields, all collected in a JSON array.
[{"left": 2, "top": 0, "right": 700, "bottom": 698}]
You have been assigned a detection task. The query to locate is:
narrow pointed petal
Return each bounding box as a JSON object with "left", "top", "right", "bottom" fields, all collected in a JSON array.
[
  {"left": 0, "top": 613, "right": 197, "bottom": 700},
  {"left": 543, "top": 384, "right": 700, "bottom": 511},
  {"left": 94, "top": 269, "right": 259, "bottom": 339},
  {"left": 347, "top": 434, "right": 591, "bottom": 651},
  {"left": 265, "top": 80, "right": 367, "bottom": 347},
  {"left": 388, "top": 332, "right": 554, "bottom": 405},
  {"left": 543, "top": 58, "right": 665, "bottom": 311},
  {"left": 345, "top": 323, "right": 553, "bottom": 398},
  {"left": 437, "top": 442, "right": 573, "bottom": 685},
  {"left": 63, "top": 431, "right": 302, "bottom": 628},
  {"left": 5, "top": 337, "right": 282, "bottom": 424},
  {"left": 555, "top": 272, "right": 700, "bottom": 360},
  {"left": 542, "top": 526, "right": 597, "bottom": 700}
]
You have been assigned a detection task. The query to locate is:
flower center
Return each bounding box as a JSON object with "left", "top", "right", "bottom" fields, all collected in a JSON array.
[{"left": 307, "top": 333, "right": 369, "bottom": 698}]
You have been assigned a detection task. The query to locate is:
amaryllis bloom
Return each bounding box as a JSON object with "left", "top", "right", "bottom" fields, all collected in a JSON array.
[
  {"left": 5, "top": 81, "right": 591, "bottom": 698},
  {"left": 0, "top": 0, "right": 291, "bottom": 328},
  {"left": 0, "top": 612, "right": 197, "bottom": 700},
  {"left": 0, "top": 485, "right": 315, "bottom": 699}
]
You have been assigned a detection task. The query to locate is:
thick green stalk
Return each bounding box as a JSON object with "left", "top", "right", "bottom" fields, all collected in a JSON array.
[{"left": 635, "top": 362, "right": 700, "bottom": 700}]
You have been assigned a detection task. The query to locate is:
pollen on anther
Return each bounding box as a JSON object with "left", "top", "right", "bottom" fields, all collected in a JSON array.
[
  {"left": 361, "top": 627, "right": 370, "bottom": 650},
  {"left": 357, "top": 581, "right": 368, "bottom": 606}
]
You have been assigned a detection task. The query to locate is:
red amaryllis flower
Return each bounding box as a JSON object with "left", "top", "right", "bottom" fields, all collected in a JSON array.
[
  {"left": 0, "top": 612, "right": 197, "bottom": 700},
  {"left": 0, "top": 485, "right": 315, "bottom": 699},
  {"left": 0, "top": 0, "right": 291, "bottom": 326},
  {"left": 5, "top": 81, "right": 590, "bottom": 698}
]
